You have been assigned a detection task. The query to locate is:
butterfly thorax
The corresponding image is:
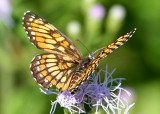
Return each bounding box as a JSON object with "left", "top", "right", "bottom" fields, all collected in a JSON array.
[
  {"left": 81, "top": 56, "right": 93, "bottom": 69},
  {"left": 78, "top": 54, "right": 95, "bottom": 73},
  {"left": 69, "top": 55, "right": 97, "bottom": 91}
]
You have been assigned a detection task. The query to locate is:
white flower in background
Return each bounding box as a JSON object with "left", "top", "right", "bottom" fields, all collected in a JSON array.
[
  {"left": 120, "top": 87, "right": 136, "bottom": 104},
  {"left": 106, "top": 4, "right": 126, "bottom": 33},
  {"left": 66, "top": 21, "right": 81, "bottom": 36},
  {"left": 109, "top": 5, "right": 126, "bottom": 21}
]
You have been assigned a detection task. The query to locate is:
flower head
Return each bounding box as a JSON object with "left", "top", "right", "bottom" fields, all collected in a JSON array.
[
  {"left": 0, "top": 0, "right": 14, "bottom": 27},
  {"left": 40, "top": 88, "right": 85, "bottom": 114},
  {"left": 41, "top": 65, "right": 135, "bottom": 114},
  {"left": 88, "top": 4, "right": 106, "bottom": 20},
  {"left": 66, "top": 21, "right": 81, "bottom": 36},
  {"left": 109, "top": 5, "right": 126, "bottom": 20}
]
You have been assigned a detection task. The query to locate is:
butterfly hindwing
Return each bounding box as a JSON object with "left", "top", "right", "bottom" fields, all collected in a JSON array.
[{"left": 31, "top": 53, "right": 80, "bottom": 91}]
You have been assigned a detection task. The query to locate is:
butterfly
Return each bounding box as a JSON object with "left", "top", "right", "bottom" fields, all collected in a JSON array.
[{"left": 22, "top": 11, "right": 136, "bottom": 92}]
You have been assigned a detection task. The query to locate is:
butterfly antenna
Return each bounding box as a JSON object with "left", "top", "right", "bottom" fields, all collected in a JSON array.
[
  {"left": 76, "top": 39, "right": 91, "bottom": 55},
  {"left": 92, "top": 46, "right": 106, "bottom": 55}
]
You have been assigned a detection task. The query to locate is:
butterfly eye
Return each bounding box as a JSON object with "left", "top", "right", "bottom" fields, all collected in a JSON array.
[{"left": 81, "top": 57, "right": 92, "bottom": 68}]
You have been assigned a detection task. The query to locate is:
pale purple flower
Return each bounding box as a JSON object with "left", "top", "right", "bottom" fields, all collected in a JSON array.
[
  {"left": 41, "top": 65, "right": 135, "bottom": 114},
  {"left": 120, "top": 87, "right": 136, "bottom": 104},
  {"left": 0, "top": 0, "right": 14, "bottom": 27},
  {"left": 81, "top": 65, "right": 135, "bottom": 113},
  {"left": 50, "top": 90, "right": 85, "bottom": 114},
  {"left": 88, "top": 4, "right": 106, "bottom": 20},
  {"left": 40, "top": 88, "right": 85, "bottom": 114}
]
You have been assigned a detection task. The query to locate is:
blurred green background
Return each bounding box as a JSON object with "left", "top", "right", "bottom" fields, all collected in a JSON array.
[{"left": 0, "top": 0, "right": 160, "bottom": 114}]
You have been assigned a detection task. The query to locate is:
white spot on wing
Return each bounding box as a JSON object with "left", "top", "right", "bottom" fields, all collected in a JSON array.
[
  {"left": 28, "top": 27, "right": 32, "bottom": 30},
  {"left": 44, "top": 78, "right": 48, "bottom": 83},
  {"left": 33, "top": 77, "right": 37, "bottom": 81},
  {"left": 32, "top": 36, "right": 35, "bottom": 40},
  {"left": 31, "top": 15, "right": 35, "bottom": 18},
  {"left": 26, "top": 22, "right": 30, "bottom": 25},
  {"left": 31, "top": 31, "right": 35, "bottom": 35},
  {"left": 30, "top": 62, "right": 32, "bottom": 69},
  {"left": 38, "top": 83, "right": 43, "bottom": 87},
  {"left": 26, "top": 11, "right": 31, "bottom": 14},
  {"left": 37, "top": 66, "right": 40, "bottom": 71},
  {"left": 30, "top": 70, "right": 33, "bottom": 75},
  {"left": 31, "top": 56, "right": 36, "bottom": 63},
  {"left": 49, "top": 83, "right": 52, "bottom": 87},
  {"left": 38, "top": 18, "right": 42, "bottom": 21},
  {"left": 29, "top": 18, "right": 33, "bottom": 22},
  {"left": 37, "top": 55, "right": 41, "bottom": 60},
  {"left": 23, "top": 27, "right": 26, "bottom": 30},
  {"left": 39, "top": 73, "right": 43, "bottom": 77}
]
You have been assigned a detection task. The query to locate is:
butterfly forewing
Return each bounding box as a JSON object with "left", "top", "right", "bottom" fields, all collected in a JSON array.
[
  {"left": 96, "top": 28, "right": 136, "bottom": 59},
  {"left": 22, "top": 11, "right": 82, "bottom": 60}
]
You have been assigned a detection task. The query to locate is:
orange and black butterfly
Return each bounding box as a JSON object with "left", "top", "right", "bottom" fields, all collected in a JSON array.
[{"left": 22, "top": 11, "right": 136, "bottom": 92}]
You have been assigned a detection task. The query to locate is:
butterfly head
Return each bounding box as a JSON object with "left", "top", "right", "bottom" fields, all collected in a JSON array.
[
  {"left": 75, "top": 54, "right": 95, "bottom": 74},
  {"left": 83, "top": 54, "right": 95, "bottom": 67}
]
